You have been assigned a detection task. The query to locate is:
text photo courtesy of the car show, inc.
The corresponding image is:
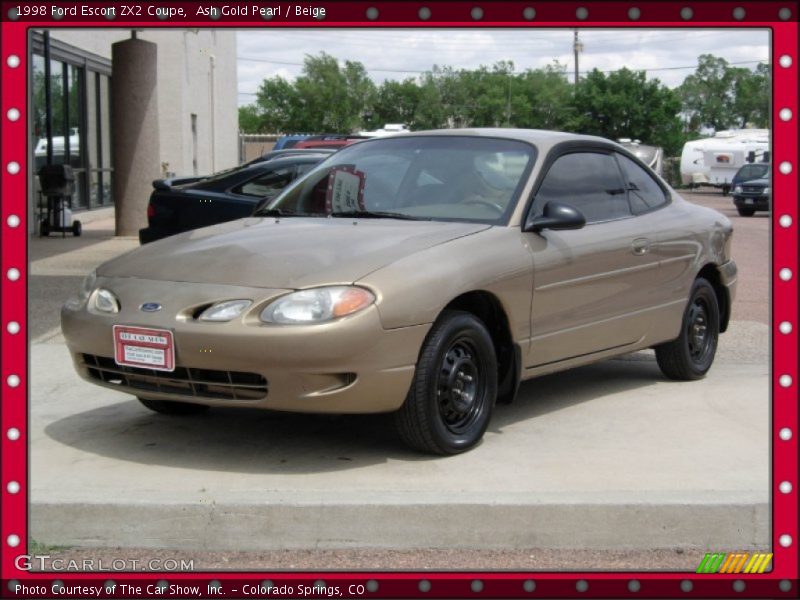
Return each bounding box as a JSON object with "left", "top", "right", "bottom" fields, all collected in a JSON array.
[{"left": 2, "top": 4, "right": 797, "bottom": 600}]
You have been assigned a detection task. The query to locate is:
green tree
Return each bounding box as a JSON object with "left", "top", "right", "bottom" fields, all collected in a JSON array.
[
  {"left": 729, "top": 62, "right": 769, "bottom": 128},
  {"left": 238, "top": 105, "right": 263, "bottom": 133},
  {"left": 371, "top": 79, "right": 422, "bottom": 128},
  {"left": 516, "top": 62, "right": 572, "bottom": 129},
  {"left": 413, "top": 73, "right": 448, "bottom": 129},
  {"left": 566, "top": 67, "right": 684, "bottom": 155},
  {"left": 678, "top": 54, "right": 768, "bottom": 131},
  {"left": 293, "top": 53, "right": 376, "bottom": 132},
  {"left": 679, "top": 54, "right": 733, "bottom": 130},
  {"left": 253, "top": 76, "right": 302, "bottom": 132}
]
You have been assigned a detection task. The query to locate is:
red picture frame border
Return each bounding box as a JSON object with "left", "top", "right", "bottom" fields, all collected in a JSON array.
[{"left": 1, "top": 2, "right": 797, "bottom": 598}]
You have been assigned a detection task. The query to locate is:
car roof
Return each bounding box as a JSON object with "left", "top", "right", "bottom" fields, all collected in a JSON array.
[{"left": 351, "top": 128, "right": 618, "bottom": 152}]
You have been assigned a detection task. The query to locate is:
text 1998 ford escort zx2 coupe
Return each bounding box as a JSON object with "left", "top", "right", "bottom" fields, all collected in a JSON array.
[{"left": 62, "top": 129, "right": 737, "bottom": 454}]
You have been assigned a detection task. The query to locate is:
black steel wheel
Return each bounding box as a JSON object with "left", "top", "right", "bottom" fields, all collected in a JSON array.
[
  {"left": 655, "top": 278, "right": 720, "bottom": 380},
  {"left": 138, "top": 397, "right": 210, "bottom": 415},
  {"left": 395, "top": 310, "right": 497, "bottom": 454}
]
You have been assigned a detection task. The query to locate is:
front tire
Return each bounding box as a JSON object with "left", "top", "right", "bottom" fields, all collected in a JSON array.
[
  {"left": 395, "top": 310, "right": 497, "bottom": 455},
  {"left": 655, "top": 278, "right": 720, "bottom": 380},
  {"left": 138, "top": 397, "right": 209, "bottom": 415}
]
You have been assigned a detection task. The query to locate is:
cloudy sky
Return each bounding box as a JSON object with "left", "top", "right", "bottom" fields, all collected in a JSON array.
[{"left": 237, "top": 28, "right": 769, "bottom": 106}]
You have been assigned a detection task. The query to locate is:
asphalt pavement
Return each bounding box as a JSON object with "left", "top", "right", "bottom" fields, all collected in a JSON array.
[{"left": 26, "top": 191, "right": 772, "bottom": 565}]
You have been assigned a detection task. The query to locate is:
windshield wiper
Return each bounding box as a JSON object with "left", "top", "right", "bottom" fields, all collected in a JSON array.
[{"left": 330, "top": 210, "right": 431, "bottom": 221}]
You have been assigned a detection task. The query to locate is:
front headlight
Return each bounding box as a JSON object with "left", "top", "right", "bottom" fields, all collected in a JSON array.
[
  {"left": 734, "top": 185, "right": 743, "bottom": 193},
  {"left": 65, "top": 270, "right": 97, "bottom": 309},
  {"left": 763, "top": 187, "right": 770, "bottom": 195},
  {"left": 260, "top": 286, "right": 375, "bottom": 324},
  {"left": 198, "top": 299, "right": 252, "bottom": 322}
]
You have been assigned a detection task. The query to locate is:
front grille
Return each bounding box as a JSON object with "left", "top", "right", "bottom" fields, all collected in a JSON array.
[
  {"left": 81, "top": 354, "right": 268, "bottom": 401},
  {"left": 743, "top": 186, "right": 765, "bottom": 193}
]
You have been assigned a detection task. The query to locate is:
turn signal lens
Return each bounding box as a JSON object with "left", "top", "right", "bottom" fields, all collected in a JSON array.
[
  {"left": 198, "top": 299, "right": 252, "bottom": 322},
  {"left": 332, "top": 287, "right": 374, "bottom": 318}
]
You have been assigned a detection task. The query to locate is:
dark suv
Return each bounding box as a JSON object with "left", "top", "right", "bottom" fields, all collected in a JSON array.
[{"left": 731, "top": 163, "right": 770, "bottom": 217}]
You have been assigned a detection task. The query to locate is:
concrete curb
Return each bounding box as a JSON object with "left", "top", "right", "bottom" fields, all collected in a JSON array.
[{"left": 32, "top": 500, "right": 769, "bottom": 551}]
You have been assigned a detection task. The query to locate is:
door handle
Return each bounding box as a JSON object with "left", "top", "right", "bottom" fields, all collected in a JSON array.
[{"left": 631, "top": 238, "right": 651, "bottom": 256}]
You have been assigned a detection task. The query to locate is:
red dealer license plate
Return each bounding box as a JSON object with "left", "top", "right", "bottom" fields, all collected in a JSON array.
[{"left": 113, "top": 325, "right": 175, "bottom": 372}]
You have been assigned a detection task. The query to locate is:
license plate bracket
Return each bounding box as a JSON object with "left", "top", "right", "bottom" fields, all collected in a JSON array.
[{"left": 113, "top": 325, "right": 175, "bottom": 372}]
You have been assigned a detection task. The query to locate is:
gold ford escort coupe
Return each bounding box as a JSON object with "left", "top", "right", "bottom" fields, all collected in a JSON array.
[{"left": 62, "top": 129, "right": 737, "bottom": 454}]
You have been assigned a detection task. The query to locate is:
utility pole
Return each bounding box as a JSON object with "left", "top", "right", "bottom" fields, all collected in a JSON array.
[{"left": 573, "top": 29, "right": 583, "bottom": 86}]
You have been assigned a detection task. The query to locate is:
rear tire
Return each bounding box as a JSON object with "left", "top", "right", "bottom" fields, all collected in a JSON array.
[
  {"left": 394, "top": 310, "right": 497, "bottom": 455},
  {"left": 655, "top": 278, "right": 719, "bottom": 380},
  {"left": 40, "top": 220, "right": 50, "bottom": 237},
  {"left": 72, "top": 220, "right": 82, "bottom": 236},
  {"left": 737, "top": 206, "right": 755, "bottom": 217},
  {"left": 138, "top": 397, "right": 209, "bottom": 415}
]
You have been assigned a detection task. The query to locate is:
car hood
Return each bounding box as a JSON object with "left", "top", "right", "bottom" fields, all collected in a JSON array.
[
  {"left": 99, "top": 217, "right": 491, "bottom": 288},
  {"left": 738, "top": 177, "right": 769, "bottom": 186}
]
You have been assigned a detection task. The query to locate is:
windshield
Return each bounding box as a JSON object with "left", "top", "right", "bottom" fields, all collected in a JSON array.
[
  {"left": 262, "top": 136, "right": 536, "bottom": 224},
  {"left": 736, "top": 163, "right": 769, "bottom": 181}
]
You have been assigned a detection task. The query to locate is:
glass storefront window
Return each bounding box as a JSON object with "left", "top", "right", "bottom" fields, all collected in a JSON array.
[
  {"left": 86, "top": 72, "right": 100, "bottom": 208},
  {"left": 31, "top": 50, "right": 113, "bottom": 212},
  {"left": 67, "top": 63, "right": 83, "bottom": 169},
  {"left": 32, "top": 54, "right": 47, "bottom": 172},
  {"left": 99, "top": 74, "right": 113, "bottom": 205}
]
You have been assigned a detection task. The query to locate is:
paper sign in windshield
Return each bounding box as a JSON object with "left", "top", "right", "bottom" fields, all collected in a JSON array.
[{"left": 325, "top": 165, "right": 366, "bottom": 213}]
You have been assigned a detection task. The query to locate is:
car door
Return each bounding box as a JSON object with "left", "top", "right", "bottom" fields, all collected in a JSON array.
[{"left": 525, "top": 150, "right": 662, "bottom": 368}]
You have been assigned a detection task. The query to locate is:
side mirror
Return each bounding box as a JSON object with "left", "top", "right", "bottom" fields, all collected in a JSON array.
[{"left": 525, "top": 201, "right": 586, "bottom": 233}]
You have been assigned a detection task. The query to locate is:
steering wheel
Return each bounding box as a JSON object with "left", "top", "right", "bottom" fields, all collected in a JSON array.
[{"left": 463, "top": 198, "right": 505, "bottom": 214}]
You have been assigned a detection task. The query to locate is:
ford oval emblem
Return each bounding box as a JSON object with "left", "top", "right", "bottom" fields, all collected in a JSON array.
[{"left": 140, "top": 302, "right": 162, "bottom": 312}]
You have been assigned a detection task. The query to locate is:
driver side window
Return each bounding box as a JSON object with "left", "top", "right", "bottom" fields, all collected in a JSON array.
[{"left": 537, "top": 152, "right": 631, "bottom": 224}]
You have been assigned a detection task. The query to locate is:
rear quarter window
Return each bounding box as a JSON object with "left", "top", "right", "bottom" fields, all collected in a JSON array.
[{"left": 615, "top": 153, "right": 669, "bottom": 214}]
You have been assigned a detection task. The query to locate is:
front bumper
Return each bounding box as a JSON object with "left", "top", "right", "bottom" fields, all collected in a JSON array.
[
  {"left": 61, "top": 277, "right": 429, "bottom": 414},
  {"left": 733, "top": 194, "right": 770, "bottom": 211}
]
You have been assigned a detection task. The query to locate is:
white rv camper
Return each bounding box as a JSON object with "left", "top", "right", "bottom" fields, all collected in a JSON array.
[{"left": 679, "top": 129, "right": 769, "bottom": 194}]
